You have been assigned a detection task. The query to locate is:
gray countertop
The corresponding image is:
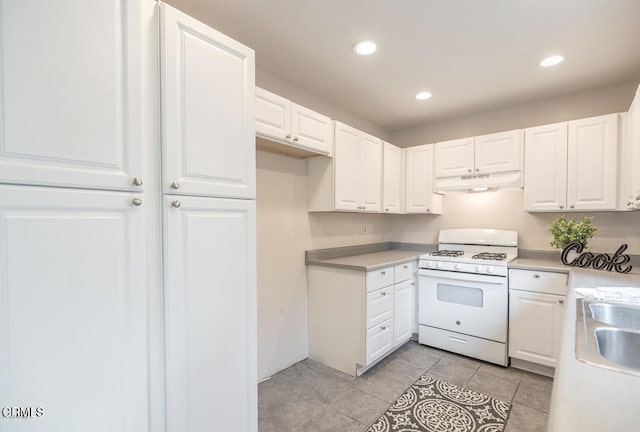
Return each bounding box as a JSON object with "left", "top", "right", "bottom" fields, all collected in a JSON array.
[
  {"left": 548, "top": 270, "right": 640, "bottom": 432},
  {"left": 306, "top": 249, "right": 425, "bottom": 271}
]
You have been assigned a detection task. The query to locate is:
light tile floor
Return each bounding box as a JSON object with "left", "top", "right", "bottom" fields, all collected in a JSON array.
[{"left": 259, "top": 341, "right": 553, "bottom": 432}]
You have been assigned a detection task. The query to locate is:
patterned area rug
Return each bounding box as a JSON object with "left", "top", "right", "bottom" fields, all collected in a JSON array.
[{"left": 366, "top": 375, "right": 511, "bottom": 432}]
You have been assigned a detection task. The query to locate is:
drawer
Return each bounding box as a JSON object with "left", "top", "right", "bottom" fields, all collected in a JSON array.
[
  {"left": 419, "top": 325, "right": 507, "bottom": 366},
  {"left": 366, "top": 266, "right": 394, "bottom": 292},
  {"left": 394, "top": 261, "right": 416, "bottom": 283},
  {"left": 366, "top": 318, "right": 394, "bottom": 366},
  {"left": 366, "top": 286, "right": 394, "bottom": 329},
  {"left": 509, "top": 269, "right": 568, "bottom": 296}
]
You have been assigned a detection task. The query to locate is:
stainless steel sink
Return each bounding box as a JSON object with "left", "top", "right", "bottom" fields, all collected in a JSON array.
[
  {"left": 594, "top": 328, "right": 640, "bottom": 370},
  {"left": 576, "top": 298, "right": 640, "bottom": 376},
  {"left": 590, "top": 303, "right": 640, "bottom": 330}
]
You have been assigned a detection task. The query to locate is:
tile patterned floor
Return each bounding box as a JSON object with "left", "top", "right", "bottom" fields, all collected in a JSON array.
[{"left": 259, "top": 341, "right": 553, "bottom": 432}]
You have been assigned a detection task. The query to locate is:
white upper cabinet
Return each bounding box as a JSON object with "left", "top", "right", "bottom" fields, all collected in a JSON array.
[
  {"left": 524, "top": 114, "right": 619, "bottom": 212},
  {"left": 0, "top": 0, "right": 143, "bottom": 191},
  {"left": 255, "top": 87, "right": 333, "bottom": 156},
  {"left": 255, "top": 88, "right": 291, "bottom": 141},
  {"left": 567, "top": 114, "right": 618, "bottom": 211},
  {"left": 620, "top": 84, "right": 640, "bottom": 209},
  {"left": 474, "top": 130, "right": 523, "bottom": 174},
  {"left": 406, "top": 144, "right": 443, "bottom": 214},
  {"left": 435, "top": 138, "right": 475, "bottom": 177},
  {"left": 161, "top": 4, "right": 255, "bottom": 199},
  {"left": 435, "top": 130, "right": 523, "bottom": 178},
  {"left": 524, "top": 123, "right": 569, "bottom": 212},
  {"left": 0, "top": 185, "right": 147, "bottom": 432},
  {"left": 320, "top": 121, "right": 381, "bottom": 212},
  {"left": 382, "top": 142, "right": 403, "bottom": 214}
]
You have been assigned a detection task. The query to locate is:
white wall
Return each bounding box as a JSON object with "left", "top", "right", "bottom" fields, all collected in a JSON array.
[
  {"left": 256, "top": 151, "right": 389, "bottom": 380},
  {"left": 387, "top": 190, "right": 640, "bottom": 254}
]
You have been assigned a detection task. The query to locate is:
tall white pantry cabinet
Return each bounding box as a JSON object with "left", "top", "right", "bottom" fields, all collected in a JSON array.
[{"left": 0, "top": 1, "right": 257, "bottom": 432}]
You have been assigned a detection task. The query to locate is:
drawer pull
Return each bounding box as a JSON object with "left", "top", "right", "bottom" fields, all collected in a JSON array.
[
  {"left": 381, "top": 291, "right": 386, "bottom": 296},
  {"left": 559, "top": 299, "right": 564, "bottom": 304},
  {"left": 449, "top": 336, "right": 467, "bottom": 344},
  {"left": 533, "top": 274, "right": 540, "bottom": 278},
  {"left": 381, "top": 271, "right": 386, "bottom": 275},
  {"left": 381, "top": 326, "right": 386, "bottom": 331},
  {"left": 403, "top": 265, "right": 408, "bottom": 269}
]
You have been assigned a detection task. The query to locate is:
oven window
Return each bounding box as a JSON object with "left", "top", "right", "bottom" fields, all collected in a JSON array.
[{"left": 436, "top": 283, "right": 483, "bottom": 308}]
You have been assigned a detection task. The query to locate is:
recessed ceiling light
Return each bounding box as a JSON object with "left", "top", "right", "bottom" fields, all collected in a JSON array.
[
  {"left": 416, "top": 91, "right": 432, "bottom": 100},
  {"left": 540, "top": 55, "right": 564, "bottom": 67},
  {"left": 353, "top": 40, "right": 377, "bottom": 56}
]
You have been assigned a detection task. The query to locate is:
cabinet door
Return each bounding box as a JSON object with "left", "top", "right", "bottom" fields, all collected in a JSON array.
[
  {"left": 382, "top": 142, "right": 402, "bottom": 213},
  {"left": 161, "top": 4, "right": 255, "bottom": 199},
  {"left": 567, "top": 114, "right": 618, "bottom": 211},
  {"left": 628, "top": 89, "right": 640, "bottom": 207},
  {"left": 0, "top": 185, "right": 147, "bottom": 431},
  {"left": 524, "top": 123, "right": 568, "bottom": 212},
  {"left": 365, "top": 318, "right": 394, "bottom": 366},
  {"left": 406, "top": 144, "right": 440, "bottom": 214},
  {"left": 508, "top": 290, "right": 565, "bottom": 367},
  {"left": 255, "top": 87, "right": 291, "bottom": 142},
  {"left": 435, "top": 137, "right": 474, "bottom": 177},
  {"left": 474, "top": 130, "right": 523, "bottom": 174},
  {"left": 393, "top": 280, "right": 413, "bottom": 345},
  {"left": 334, "top": 122, "right": 362, "bottom": 211},
  {"left": 361, "top": 133, "right": 383, "bottom": 213},
  {"left": 0, "top": 0, "right": 143, "bottom": 191},
  {"left": 291, "top": 103, "right": 333, "bottom": 155},
  {"left": 164, "top": 196, "right": 257, "bottom": 432}
]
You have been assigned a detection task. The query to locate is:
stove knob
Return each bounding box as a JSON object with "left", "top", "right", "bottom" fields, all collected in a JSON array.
[
  {"left": 455, "top": 264, "right": 462, "bottom": 270},
  {"left": 426, "top": 261, "right": 434, "bottom": 268},
  {"left": 436, "top": 262, "right": 443, "bottom": 269},
  {"left": 476, "top": 265, "right": 484, "bottom": 272},
  {"left": 487, "top": 266, "right": 494, "bottom": 274}
]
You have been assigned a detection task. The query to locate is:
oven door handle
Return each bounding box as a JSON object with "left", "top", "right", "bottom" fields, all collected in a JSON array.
[{"left": 418, "top": 269, "right": 506, "bottom": 284}]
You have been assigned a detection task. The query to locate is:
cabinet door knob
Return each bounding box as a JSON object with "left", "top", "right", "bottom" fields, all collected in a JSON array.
[
  {"left": 132, "top": 198, "right": 142, "bottom": 206},
  {"left": 426, "top": 209, "right": 431, "bottom": 213},
  {"left": 534, "top": 274, "right": 540, "bottom": 278},
  {"left": 293, "top": 136, "right": 299, "bottom": 142},
  {"left": 381, "top": 271, "right": 386, "bottom": 275},
  {"left": 559, "top": 205, "right": 564, "bottom": 209},
  {"left": 559, "top": 299, "right": 565, "bottom": 304},
  {"left": 468, "top": 169, "right": 472, "bottom": 173},
  {"left": 170, "top": 182, "right": 180, "bottom": 190},
  {"left": 385, "top": 208, "right": 389, "bottom": 211},
  {"left": 381, "top": 291, "right": 386, "bottom": 296},
  {"left": 570, "top": 204, "right": 575, "bottom": 209},
  {"left": 381, "top": 326, "right": 386, "bottom": 331},
  {"left": 132, "top": 177, "right": 143, "bottom": 186},
  {"left": 171, "top": 200, "right": 181, "bottom": 208},
  {"left": 403, "top": 265, "right": 408, "bottom": 269},
  {"left": 286, "top": 134, "right": 292, "bottom": 139},
  {"left": 475, "top": 168, "right": 479, "bottom": 172}
]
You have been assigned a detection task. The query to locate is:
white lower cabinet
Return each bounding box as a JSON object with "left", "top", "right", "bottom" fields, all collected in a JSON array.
[
  {"left": 394, "top": 279, "right": 414, "bottom": 345},
  {"left": 163, "top": 196, "right": 257, "bottom": 432},
  {"left": 508, "top": 269, "right": 568, "bottom": 368},
  {"left": 366, "top": 318, "right": 394, "bottom": 365},
  {"left": 308, "top": 260, "right": 417, "bottom": 376},
  {"left": 0, "top": 185, "right": 147, "bottom": 431}
]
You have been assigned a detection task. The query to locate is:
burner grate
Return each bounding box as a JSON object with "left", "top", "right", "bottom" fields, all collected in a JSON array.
[
  {"left": 472, "top": 252, "right": 507, "bottom": 261},
  {"left": 430, "top": 250, "right": 464, "bottom": 257}
]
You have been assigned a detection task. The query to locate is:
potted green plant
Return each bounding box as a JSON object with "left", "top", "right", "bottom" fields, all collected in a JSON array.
[{"left": 549, "top": 216, "right": 597, "bottom": 249}]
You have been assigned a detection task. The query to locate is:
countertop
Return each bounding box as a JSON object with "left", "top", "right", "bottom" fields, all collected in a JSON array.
[
  {"left": 306, "top": 249, "right": 425, "bottom": 271},
  {"left": 548, "top": 269, "right": 640, "bottom": 432},
  {"left": 508, "top": 257, "right": 569, "bottom": 273}
]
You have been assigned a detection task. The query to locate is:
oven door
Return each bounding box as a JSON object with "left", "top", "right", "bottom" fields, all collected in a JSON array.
[{"left": 418, "top": 269, "right": 507, "bottom": 343}]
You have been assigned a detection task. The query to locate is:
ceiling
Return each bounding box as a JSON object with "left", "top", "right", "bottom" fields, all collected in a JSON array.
[{"left": 164, "top": 0, "right": 640, "bottom": 131}]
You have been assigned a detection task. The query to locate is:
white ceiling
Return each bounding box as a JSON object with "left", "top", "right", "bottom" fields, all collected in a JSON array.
[{"left": 164, "top": 0, "right": 640, "bottom": 131}]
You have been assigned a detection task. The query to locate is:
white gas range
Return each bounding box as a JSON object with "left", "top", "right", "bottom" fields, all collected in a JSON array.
[{"left": 418, "top": 228, "right": 518, "bottom": 366}]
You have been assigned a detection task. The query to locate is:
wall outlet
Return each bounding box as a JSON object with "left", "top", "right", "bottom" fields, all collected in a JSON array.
[{"left": 362, "top": 224, "right": 367, "bottom": 234}]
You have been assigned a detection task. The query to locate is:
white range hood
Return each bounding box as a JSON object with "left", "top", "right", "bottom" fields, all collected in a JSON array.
[{"left": 435, "top": 170, "right": 522, "bottom": 193}]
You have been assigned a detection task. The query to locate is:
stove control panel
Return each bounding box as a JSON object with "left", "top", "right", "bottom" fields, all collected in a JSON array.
[{"left": 419, "top": 259, "right": 507, "bottom": 276}]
